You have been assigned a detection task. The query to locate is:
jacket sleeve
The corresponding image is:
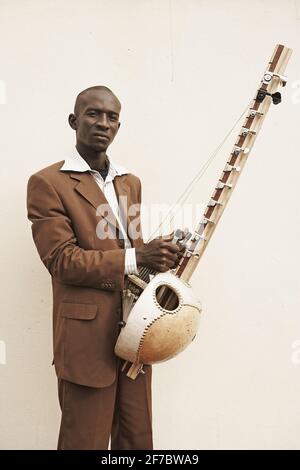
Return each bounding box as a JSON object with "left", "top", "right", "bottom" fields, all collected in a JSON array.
[{"left": 27, "top": 172, "right": 125, "bottom": 291}]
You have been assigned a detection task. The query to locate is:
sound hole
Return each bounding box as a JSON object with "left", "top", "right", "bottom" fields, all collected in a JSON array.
[{"left": 155, "top": 285, "right": 179, "bottom": 312}]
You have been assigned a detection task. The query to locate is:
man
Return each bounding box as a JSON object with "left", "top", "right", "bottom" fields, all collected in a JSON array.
[{"left": 27, "top": 86, "right": 182, "bottom": 450}]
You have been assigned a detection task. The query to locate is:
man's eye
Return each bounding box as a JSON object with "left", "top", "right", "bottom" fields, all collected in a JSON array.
[
  {"left": 87, "top": 111, "right": 96, "bottom": 116},
  {"left": 110, "top": 115, "right": 118, "bottom": 121}
]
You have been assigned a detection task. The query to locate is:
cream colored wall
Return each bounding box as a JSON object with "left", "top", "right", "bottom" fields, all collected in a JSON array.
[{"left": 0, "top": 0, "right": 299, "bottom": 450}]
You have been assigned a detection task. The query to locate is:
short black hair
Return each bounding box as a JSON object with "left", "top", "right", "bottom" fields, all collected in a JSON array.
[{"left": 74, "top": 86, "right": 121, "bottom": 115}]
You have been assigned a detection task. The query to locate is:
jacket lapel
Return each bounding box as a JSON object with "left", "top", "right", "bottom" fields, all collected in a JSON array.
[
  {"left": 70, "top": 172, "right": 104, "bottom": 208},
  {"left": 69, "top": 171, "right": 140, "bottom": 247},
  {"left": 69, "top": 172, "right": 120, "bottom": 232}
]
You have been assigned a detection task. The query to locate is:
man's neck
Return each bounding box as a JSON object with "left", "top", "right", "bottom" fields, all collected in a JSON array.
[{"left": 76, "top": 143, "right": 108, "bottom": 171}]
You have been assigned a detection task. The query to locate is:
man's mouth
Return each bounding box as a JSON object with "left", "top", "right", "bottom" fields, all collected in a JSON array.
[{"left": 93, "top": 134, "right": 110, "bottom": 141}]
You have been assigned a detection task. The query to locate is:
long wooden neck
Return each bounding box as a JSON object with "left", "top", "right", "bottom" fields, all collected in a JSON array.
[{"left": 175, "top": 44, "right": 292, "bottom": 283}]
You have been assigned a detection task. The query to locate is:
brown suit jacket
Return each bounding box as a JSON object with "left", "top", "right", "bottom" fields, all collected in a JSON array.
[{"left": 27, "top": 160, "right": 143, "bottom": 388}]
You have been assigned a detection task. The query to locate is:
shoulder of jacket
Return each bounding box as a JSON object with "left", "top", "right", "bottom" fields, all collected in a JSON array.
[
  {"left": 123, "top": 172, "right": 141, "bottom": 187},
  {"left": 29, "top": 160, "right": 65, "bottom": 179}
]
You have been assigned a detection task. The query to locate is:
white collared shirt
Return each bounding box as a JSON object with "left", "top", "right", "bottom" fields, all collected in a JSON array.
[{"left": 60, "top": 148, "right": 138, "bottom": 275}]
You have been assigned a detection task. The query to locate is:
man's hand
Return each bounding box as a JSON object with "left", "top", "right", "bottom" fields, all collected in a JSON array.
[{"left": 136, "top": 233, "right": 184, "bottom": 273}]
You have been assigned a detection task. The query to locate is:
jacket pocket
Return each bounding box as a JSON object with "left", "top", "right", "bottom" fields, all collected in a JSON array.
[
  {"left": 58, "top": 302, "right": 100, "bottom": 382},
  {"left": 60, "top": 302, "right": 98, "bottom": 320}
]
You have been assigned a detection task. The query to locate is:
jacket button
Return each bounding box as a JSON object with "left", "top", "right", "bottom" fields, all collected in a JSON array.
[{"left": 100, "top": 280, "right": 116, "bottom": 290}]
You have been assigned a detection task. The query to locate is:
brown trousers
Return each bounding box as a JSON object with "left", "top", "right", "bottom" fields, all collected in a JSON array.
[{"left": 57, "top": 360, "right": 153, "bottom": 450}]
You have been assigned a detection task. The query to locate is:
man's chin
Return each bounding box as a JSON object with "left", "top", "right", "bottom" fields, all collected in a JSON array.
[{"left": 90, "top": 142, "right": 109, "bottom": 152}]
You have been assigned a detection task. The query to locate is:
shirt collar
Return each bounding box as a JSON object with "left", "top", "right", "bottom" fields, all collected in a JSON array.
[{"left": 60, "top": 148, "right": 129, "bottom": 178}]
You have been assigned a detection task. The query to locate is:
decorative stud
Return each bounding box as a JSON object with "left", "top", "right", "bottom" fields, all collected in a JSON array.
[
  {"left": 216, "top": 181, "right": 233, "bottom": 190},
  {"left": 241, "top": 127, "right": 257, "bottom": 137},
  {"left": 208, "top": 198, "right": 223, "bottom": 207},
  {"left": 224, "top": 163, "right": 241, "bottom": 172},
  {"left": 233, "top": 146, "right": 242, "bottom": 155},
  {"left": 201, "top": 216, "right": 215, "bottom": 225},
  {"left": 263, "top": 71, "right": 287, "bottom": 86},
  {"left": 191, "top": 233, "right": 206, "bottom": 242},
  {"left": 249, "top": 110, "right": 264, "bottom": 118}
]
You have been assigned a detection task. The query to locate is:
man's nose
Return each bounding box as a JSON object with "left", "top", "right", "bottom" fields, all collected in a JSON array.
[{"left": 96, "top": 113, "right": 109, "bottom": 129}]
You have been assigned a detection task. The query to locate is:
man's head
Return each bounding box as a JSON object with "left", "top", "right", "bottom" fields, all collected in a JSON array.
[{"left": 69, "top": 86, "right": 121, "bottom": 153}]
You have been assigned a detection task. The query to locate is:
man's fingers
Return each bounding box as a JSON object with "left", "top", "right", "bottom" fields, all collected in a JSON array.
[
  {"left": 160, "top": 247, "right": 179, "bottom": 257},
  {"left": 160, "top": 265, "right": 169, "bottom": 272},
  {"left": 160, "top": 241, "right": 180, "bottom": 252}
]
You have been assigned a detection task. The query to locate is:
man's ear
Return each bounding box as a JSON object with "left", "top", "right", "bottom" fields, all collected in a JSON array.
[
  {"left": 68, "top": 113, "right": 77, "bottom": 130},
  {"left": 118, "top": 121, "right": 121, "bottom": 130}
]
